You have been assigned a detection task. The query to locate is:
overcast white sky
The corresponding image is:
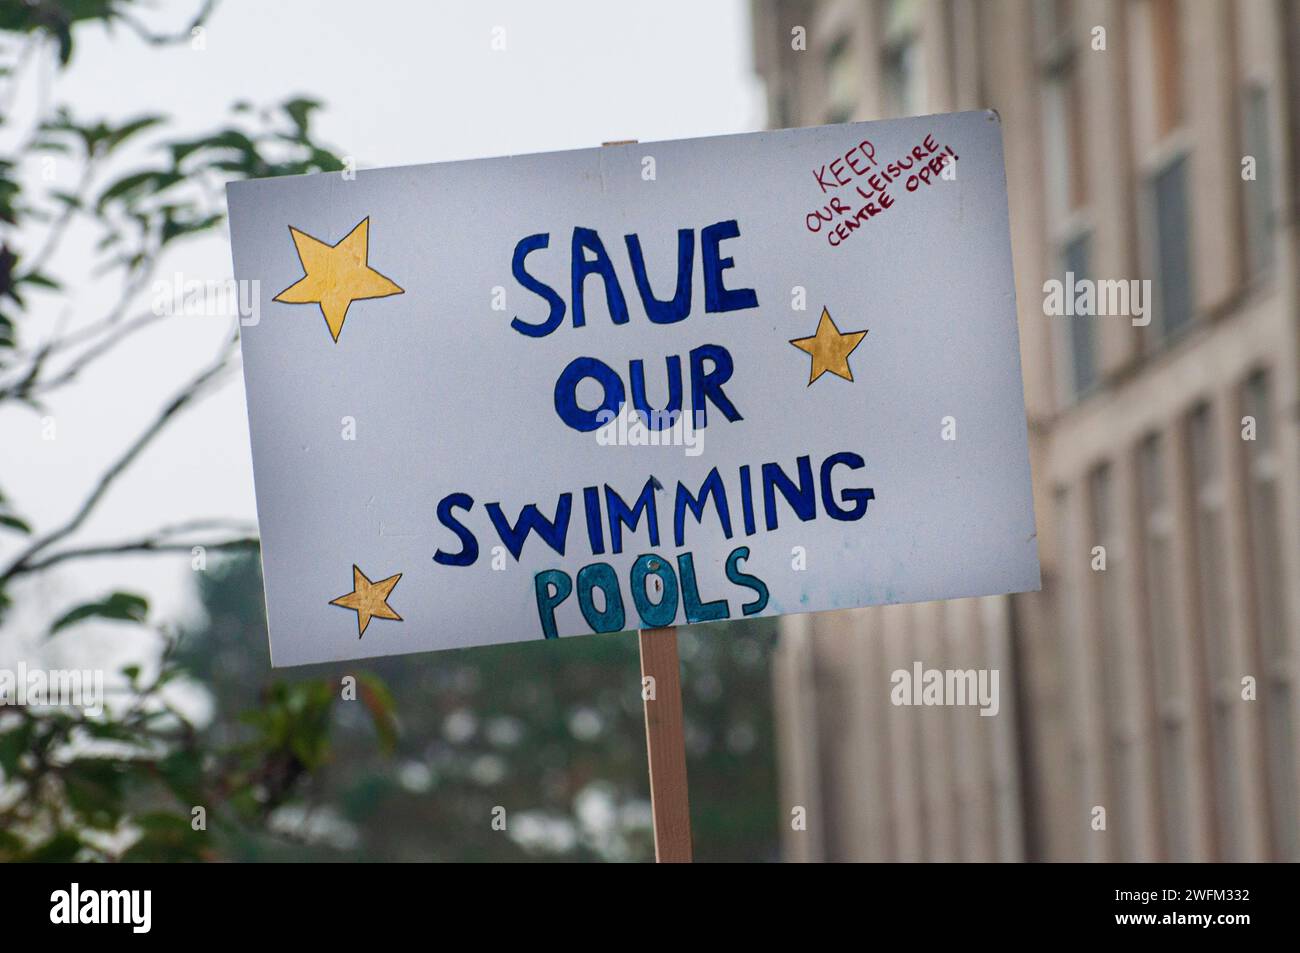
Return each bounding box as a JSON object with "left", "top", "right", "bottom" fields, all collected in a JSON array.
[{"left": 1, "top": 0, "right": 765, "bottom": 669}]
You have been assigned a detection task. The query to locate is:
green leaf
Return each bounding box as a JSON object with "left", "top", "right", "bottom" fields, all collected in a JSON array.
[
  {"left": 29, "top": 139, "right": 73, "bottom": 155},
  {"left": 103, "top": 115, "right": 165, "bottom": 153},
  {"left": 94, "top": 170, "right": 182, "bottom": 212},
  {"left": 16, "top": 271, "right": 60, "bottom": 291},
  {"left": 282, "top": 97, "right": 323, "bottom": 138},
  {"left": 357, "top": 672, "right": 399, "bottom": 754},
  {"left": 121, "top": 812, "right": 206, "bottom": 863},
  {"left": 0, "top": 718, "right": 35, "bottom": 776},
  {"left": 168, "top": 128, "right": 257, "bottom": 166},
  {"left": 0, "top": 829, "right": 25, "bottom": 860},
  {"left": 78, "top": 720, "right": 142, "bottom": 744},
  {"left": 26, "top": 831, "right": 82, "bottom": 863},
  {"left": 62, "top": 758, "right": 128, "bottom": 829},
  {"left": 54, "top": 25, "right": 74, "bottom": 66},
  {"left": 160, "top": 210, "right": 224, "bottom": 244},
  {"left": 47, "top": 189, "right": 81, "bottom": 208},
  {"left": 0, "top": 514, "right": 30, "bottom": 534},
  {"left": 156, "top": 748, "right": 203, "bottom": 804},
  {"left": 50, "top": 591, "right": 149, "bottom": 635}
]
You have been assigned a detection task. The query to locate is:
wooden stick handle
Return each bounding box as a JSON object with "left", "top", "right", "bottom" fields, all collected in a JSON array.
[
  {"left": 639, "top": 625, "right": 693, "bottom": 862},
  {"left": 596, "top": 139, "right": 691, "bottom": 862}
]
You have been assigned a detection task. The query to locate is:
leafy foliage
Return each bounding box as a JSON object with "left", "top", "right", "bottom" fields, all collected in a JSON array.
[
  {"left": 179, "top": 554, "right": 780, "bottom": 863},
  {"left": 0, "top": 618, "right": 398, "bottom": 861},
  {"left": 0, "top": 0, "right": 781, "bottom": 865},
  {"left": 0, "top": 0, "right": 396, "bottom": 862},
  {"left": 49, "top": 590, "right": 149, "bottom": 634}
]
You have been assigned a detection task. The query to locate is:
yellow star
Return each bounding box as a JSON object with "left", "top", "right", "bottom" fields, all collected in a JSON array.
[
  {"left": 274, "top": 217, "right": 404, "bottom": 342},
  {"left": 329, "top": 565, "right": 403, "bottom": 638},
  {"left": 789, "top": 307, "right": 868, "bottom": 385}
]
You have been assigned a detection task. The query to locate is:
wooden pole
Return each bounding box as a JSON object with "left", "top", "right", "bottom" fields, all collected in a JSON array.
[
  {"left": 597, "top": 139, "right": 694, "bottom": 863},
  {"left": 638, "top": 626, "right": 693, "bottom": 862}
]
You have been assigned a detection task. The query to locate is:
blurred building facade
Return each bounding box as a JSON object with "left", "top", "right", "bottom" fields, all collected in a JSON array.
[{"left": 753, "top": 0, "right": 1300, "bottom": 861}]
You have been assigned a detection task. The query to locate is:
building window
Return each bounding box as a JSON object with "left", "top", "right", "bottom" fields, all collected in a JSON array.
[
  {"left": 1041, "top": 71, "right": 1087, "bottom": 223},
  {"left": 1087, "top": 463, "right": 1133, "bottom": 857},
  {"left": 1054, "top": 484, "right": 1090, "bottom": 859},
  {"left": 1133, "top": 0, "right": 1194, "bottom": 345},
  {"left": 1033, "top": 0, "right": 1072, "bottom": 52},
  {"left": 1039, "top": 0, "right": 1095, "bottom": 402},
  {"left": 1240, "top": 84, "right": 1275, "bottom": 281},
  {"left": 1137, "top": 432, "right": 1190, "bottom": 860},
  {"left": 1150, "top": 0, "right": 1183, "bottom": 136},
  {"left": 882, "top": 0, "right": 924, "bottom": 117},
  {"left": 1149, "top": 154, "right": 1194, "bottom": 339},
  {"left": 1186, "top": 402, "right": 1238, "bottom": 858},
  {"left": 1061, "top": 233, "right": 1097, "bottom": 395},
  {"left": 1240, "top": 371, "right": 1297, "bottom": 860},
  {"left": 771, "top": 87, "right": 791, "bottom": 130},
  {"left": 825, "top": 34, "right": 858, "bottom": 124}
]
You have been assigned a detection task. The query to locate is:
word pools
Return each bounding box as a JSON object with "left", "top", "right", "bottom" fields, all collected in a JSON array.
[{"left": 534, "top": 545, "right": 768, "bottom": 638}]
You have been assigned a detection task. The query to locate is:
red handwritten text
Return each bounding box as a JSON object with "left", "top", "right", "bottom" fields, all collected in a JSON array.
[{"left": 804, "top": 133, "right": 960, "bottom": 248}]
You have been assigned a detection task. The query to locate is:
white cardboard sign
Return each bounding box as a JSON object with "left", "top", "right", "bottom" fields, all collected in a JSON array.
[{"left": 226, "top": 111, "right": 1039, "bottom": 666}]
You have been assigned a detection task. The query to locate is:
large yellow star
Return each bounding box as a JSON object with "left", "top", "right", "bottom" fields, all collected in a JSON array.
[
  {"left": 789, "top": 307, "right": 868, "bottom": 385},
  {"left": 329, "top": 565, "right": 403, "bottom": 638},
  {"left": 273, "top": 217, "right": 404, "bottom": 342}
]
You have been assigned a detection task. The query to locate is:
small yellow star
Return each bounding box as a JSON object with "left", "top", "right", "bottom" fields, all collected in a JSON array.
[
  {"left": 789, "top": 307, "right": 868, "bottom": 385},
  {"left": 274, "top": 217, "right": 404, "bottom": 342},
  {"left": 329, "top": 565, "right": 403, "bottom": 638}
]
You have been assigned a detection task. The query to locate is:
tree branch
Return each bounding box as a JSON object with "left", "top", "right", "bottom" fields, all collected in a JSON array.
[
  {"left": 21, "top": 531, "right": 258, "bottom": 575},
  {"left": 117, "top": 0, "right": 220, "bottom": 46},
  {"left": 0, "top": 261, "right": 162, "bottom": 402},
  {"left": 0, "top": 335, "right": 239, "bottom": 583}
]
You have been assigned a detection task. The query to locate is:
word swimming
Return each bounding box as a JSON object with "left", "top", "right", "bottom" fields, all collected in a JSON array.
[{"left": 433, "top": 450, "right": 875, "bottom": 567}]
